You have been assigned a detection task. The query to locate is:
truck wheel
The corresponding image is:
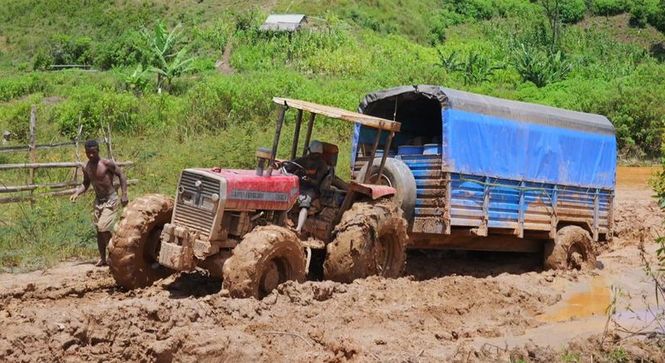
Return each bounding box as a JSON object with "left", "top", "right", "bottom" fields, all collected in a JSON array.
[
  {"left": 356, "top": 157, "right": 416, "bottom": 221},
  {"left": 544, "top": 226, "right": 596, "bottom": 270},
  {"left": 324, "top": 199, "right": 408, "bottom": 283},
  {"left": 108, "top": 194, "right": 174, "bottom": 289},
  {"left": 222, "top": 225, "right": 306, "bottom": 299}
]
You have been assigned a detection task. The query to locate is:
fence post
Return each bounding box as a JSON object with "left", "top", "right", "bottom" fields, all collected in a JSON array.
[
  {"left": 73, "top": 123, "right": 83, "bottom": 184},
  {"left": 28, "top": 105, "right": 37, "bottom": 205}
]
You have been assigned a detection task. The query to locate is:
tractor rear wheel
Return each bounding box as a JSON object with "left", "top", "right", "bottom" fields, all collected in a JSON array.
[
  {"left": 108, "top": 194, "right": 174, "bottom": 289},
  {"left": 222, "top": 225, "right": 306, "bottom": 299},
  {"left": 544, "top": 225, "right": 596, "bottom": 270},
  {"left": 323, "top": 199, "right": 408, "bottom": 283}
]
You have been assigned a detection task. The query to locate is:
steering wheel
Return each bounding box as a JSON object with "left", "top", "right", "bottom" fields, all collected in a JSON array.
[{"left": 279, "top": 160, "right": 306, "bottom": 177}]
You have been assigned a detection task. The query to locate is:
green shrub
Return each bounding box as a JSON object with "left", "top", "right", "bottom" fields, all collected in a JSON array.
[
  {"left": 48, "top": 34, "right": 95, "bottom": 66},
  {"left": 452, "top": 0, "right": 497, "bottom": 20},
  {"left": 348, "top": 9, "right": 397, "bottom": 34},
  {"left": 32, "top": 51, "right": 52, "bottom": 71},
  {"left": 559, "top": 0, "right": 588, "bottom": 23},
  {"left": 94, "top": 31, "right": 148, "bottom": 70},
  {"left": 0, "top": 74, "right": 48, "bottom": 101},
  {"left": 596, "top": 85, "right": 665, "bottom": 158},
  {"left": 52, "top": 87, "right": 140, "bottom": 137},
  {"left": 429, "top": 9, "right": 467, "bottom": 44},
  {"left": 648, "top": 3, "right": 665, "bottom": 32},
  {"left": 494, "top": 0, "right": 535, "bottom": 17},
  {"left": 190, "top": 20, "right": 234, "bottom": 55},
  {"left": 0, "top": 98, "right": 41, "bottom": 143},
  {"left": 629, "top": 0, "right": 659, "bottom": 27},
  {"left": 590, "top": 0, "right": 630, "bottom": 15}
]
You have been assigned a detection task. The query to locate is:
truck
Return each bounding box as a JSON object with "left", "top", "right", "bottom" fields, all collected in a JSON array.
[
  {"left": 108, "top": 98, "right": 409, "bottom": 298},
  {"left": 352, "top": 85, "right": 615, "bottom": 269}
]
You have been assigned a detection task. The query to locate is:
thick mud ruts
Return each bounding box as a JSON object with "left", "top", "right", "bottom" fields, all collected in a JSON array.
[
  {"left": 544, "top": 225, "right": 597, "bottom": 270},
  {"left": 324, "top": 199, "right": 408, "bottom": 282},
  {"left": 222, "top": 225, "right": 306, "bottom": 299},
  {"left": 108, "top": 194, "right": 174, "bottom": 289},
  {"left": 0, "top": 195, "right": 662, "bottom": 362}
]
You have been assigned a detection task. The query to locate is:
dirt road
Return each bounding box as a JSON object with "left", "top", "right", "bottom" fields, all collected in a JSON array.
[{"left": 1, "top": 185, "right": 664, "bottom": 362}]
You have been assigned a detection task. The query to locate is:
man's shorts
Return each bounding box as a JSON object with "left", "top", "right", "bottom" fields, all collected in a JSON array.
[
  {"left": 297, "top": 193, "right": 312, "bottom": 208},
  {"left": 93, "top": 196, "right": 120, "bottom": 233},
  {"left": 297, "top": 188, "right": 318, "bottom": 209}
]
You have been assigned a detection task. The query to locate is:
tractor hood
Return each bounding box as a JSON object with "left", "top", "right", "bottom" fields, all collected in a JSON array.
[{"left": 186, "top": 168, "right": 300, "bottom": 211}]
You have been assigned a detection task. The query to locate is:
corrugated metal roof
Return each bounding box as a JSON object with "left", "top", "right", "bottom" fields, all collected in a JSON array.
[
  {"left": 359, "top": 85, "right": 615, "bottom": 135},
  {"left": 260, "top": 14, "right": 307, "bottom": 32}
]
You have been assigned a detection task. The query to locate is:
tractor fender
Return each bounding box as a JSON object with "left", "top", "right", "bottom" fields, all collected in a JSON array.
[
  {"left": 356, "top": 157, "right": 416, "bottom": 221},
  {"left": 356, "top": 183, "right": 397, "bottom": 200}
]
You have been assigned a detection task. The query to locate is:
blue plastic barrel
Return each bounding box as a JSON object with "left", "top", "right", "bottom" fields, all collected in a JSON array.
[
  {"left": 398, "top": 145, "right": 424, "bottom": 155},
  {"left": 423, "top": 143, "right": 442, "bottom": 155}
]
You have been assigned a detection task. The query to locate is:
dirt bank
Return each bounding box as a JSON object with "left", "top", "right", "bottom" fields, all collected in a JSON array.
[{"left": 0, "top": 188, "right": 663, "bottom": 362}]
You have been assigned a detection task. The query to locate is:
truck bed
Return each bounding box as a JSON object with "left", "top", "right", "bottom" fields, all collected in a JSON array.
[{"left": 354, "top": 155, "right": 613, "bottom": 244}]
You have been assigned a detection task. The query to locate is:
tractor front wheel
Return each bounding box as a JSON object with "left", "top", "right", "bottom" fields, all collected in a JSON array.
[
  {"left": 222, "top": 225, "right": 306, "bottom": 299},
  {"left": 108, "top": 194, "right": 174, "bottom": 289}
]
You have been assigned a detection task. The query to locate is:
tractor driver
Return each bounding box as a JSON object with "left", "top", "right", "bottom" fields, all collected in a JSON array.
[{"left": 285, "top": 140, "right": 330, "bottom": 233}]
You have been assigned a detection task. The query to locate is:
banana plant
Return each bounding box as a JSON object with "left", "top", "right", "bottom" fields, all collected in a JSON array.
[
  {"left": 513, "top": 43, "right": 572, "bottom": 87},
  {"left": 142, "top": 21, "right": 194, "bottom": 92}
]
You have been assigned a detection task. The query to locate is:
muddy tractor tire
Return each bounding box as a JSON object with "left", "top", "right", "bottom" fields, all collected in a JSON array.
[
  {"left": 108, "top": 194, "right": 174, "bottom": 289},
  {"left": 222, "top": 225, "right": 306, "bottom": 299},
  {"left": 356, "top": 157, "right": 416, "bottom": 221},
  {"left": 544, "top": 225, "right": 597, "bottom": 270},
  {"left": 323, "top": 199, "right": 408, "bottom": 283}
]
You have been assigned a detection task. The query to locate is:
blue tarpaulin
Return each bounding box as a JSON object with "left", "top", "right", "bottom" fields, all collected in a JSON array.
[
  {"left": 354, "top": 85, "right": 616, "bottom": 190},
  {"left": 443, "top": 109, "right": 616, "bottom": 188}
]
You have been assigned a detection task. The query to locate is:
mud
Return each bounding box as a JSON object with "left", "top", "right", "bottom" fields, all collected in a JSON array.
[
  {"left": 1, "top": 187, "right": 664, "bottom": 362},
  {"left": 613, "top": 197, "right": 665, "bottom": 244}
]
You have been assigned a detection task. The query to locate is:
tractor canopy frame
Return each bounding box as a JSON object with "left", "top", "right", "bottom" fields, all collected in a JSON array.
[{"left": 269, "top": 97, "right": 401, "bottom": 182}]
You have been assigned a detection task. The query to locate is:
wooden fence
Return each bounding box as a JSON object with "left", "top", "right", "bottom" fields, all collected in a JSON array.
[{"left": 0, "top": 105, "right": 137, "bottom": 204}]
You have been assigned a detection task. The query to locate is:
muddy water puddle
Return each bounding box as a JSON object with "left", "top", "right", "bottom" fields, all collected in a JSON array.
[
  {"left": 616, "top": 166, "right": 659, "bottom": 189},
  {"left": 539, "top": 277, "right": 611, "bottom": 322}
]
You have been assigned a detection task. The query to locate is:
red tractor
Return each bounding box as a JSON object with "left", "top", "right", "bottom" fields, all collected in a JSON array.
[{"left": 108, "top": 98, "right": 408, "bottom": 298}]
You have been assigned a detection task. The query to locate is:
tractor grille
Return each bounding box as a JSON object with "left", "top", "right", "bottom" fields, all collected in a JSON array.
[{"left": 173, "top": 170, "right": 220, "bottom": 238}]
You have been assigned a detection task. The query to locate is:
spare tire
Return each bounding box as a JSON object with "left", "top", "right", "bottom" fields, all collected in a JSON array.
[{"left": 356, "top": 157, "right": 416, "bottom": 221}]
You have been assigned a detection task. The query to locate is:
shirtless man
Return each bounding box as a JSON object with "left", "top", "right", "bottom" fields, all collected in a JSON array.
[{"left": 70, "top": 140, "right": 129, "bottom": 266}]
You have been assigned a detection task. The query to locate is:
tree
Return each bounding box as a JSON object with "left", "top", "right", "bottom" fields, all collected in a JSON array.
[
  {"left": 538, "top": 0, "right": 586, "bottom": 50},
  {"left": 142, "top": 21, "right": 194, "bottom": 93},
  {"left": 539, "top": 0, "right": 563, "bottom": 50}
]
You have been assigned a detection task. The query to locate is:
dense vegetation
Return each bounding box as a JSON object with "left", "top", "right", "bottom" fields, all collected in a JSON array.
[{"left": 1, "top": 0, "right": 665, "bottom": 270}]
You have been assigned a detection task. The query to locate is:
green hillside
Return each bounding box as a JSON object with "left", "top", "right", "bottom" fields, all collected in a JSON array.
[{"left": 1, "top": 0, "right": 665, "bottom": 269}]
